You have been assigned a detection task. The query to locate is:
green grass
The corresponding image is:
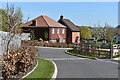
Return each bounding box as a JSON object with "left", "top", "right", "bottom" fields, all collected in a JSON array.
[
  {"left": 23, "top": 58, "right": 54, "bottom": 80},
  {"left": 66, "top": 50, "right": 109, "bottom": 60}
]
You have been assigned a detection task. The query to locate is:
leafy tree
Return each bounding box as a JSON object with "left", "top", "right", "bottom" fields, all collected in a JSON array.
[
  {"left": 106, "top": 27, "right": 117, "bottom": 42},
  {"left": 80, "top": 26, "right": 92, "bottom": 40},
  {"left": 1, "top": 4, "right": 23, "bottom": 32},
  {"left": 0, "top": 9, "right": 9, "bottom": 31}
]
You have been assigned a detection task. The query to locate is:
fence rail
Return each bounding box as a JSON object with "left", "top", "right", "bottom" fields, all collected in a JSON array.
[{"left": 73, "top": 42, "right": 113, "bottom": 59}]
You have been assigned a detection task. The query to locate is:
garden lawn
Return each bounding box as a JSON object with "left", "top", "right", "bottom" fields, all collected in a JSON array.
[{"left": 24, "top": 58, "right": 54, "bottom": 79}]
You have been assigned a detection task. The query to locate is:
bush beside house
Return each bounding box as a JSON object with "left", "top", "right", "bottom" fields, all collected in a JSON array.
[{"left": 22, "top": 40, "right": 74, "bottom": 48}]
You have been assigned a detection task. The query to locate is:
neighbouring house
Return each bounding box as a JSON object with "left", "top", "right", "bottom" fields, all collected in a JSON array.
[
  {"left": 58, "top": 15, "right": 80, "bottom": 43},
  {"left": 116, "top": 25, "right": 120, "bottom": 44},
  {"left": 113, "top": 25, "right": 120, "bottom": 56},
  {"left": 116, "top": 34, "right": 120, "bottom": 43},
  {"left": 22, "top": 15, "right": 66, "bottom": 43}
]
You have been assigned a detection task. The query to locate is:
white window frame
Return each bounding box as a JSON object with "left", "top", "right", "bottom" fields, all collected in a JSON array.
[
  {"left": 62, "top": 28, "right": 65, "bottom": 34},
  {"left": 52, "top": 28, "right": 54, "bottom": 34},
  {"left": 57, "top": 28, "right": 60, "bottom": 34}
]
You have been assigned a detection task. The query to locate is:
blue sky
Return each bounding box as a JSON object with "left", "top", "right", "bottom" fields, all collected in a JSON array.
[{"left": 2, "top": 2, "right": 118, "bottom": 27}]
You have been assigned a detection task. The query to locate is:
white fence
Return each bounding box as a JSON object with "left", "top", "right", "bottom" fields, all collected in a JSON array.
[
  {"left": 20, "top": 33, "right": 31, "bottom": 40},
  {"left": 0, "top": 31, "right": 30, "bottom": 55},
  {"left": 113, "top": 44, "right": 120, "bottom": 56}
]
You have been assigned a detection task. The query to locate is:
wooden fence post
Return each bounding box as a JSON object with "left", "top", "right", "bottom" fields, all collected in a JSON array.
[{"left": 110, "top": 43, "right": 113, "bottom": 59}]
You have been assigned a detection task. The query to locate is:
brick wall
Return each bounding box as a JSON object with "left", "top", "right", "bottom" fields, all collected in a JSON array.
[
  {"left": 72, "top": 32, "right": 80, "bottom": 43},
  {"left": 49, "top": 28, "right": 66, "bottom": 42},
  {"left": 66, "top": 29, "right": 72, "bottom": 43}
]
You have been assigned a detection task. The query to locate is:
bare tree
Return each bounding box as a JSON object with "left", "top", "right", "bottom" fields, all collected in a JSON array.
[
  {"left": 91, "top": 26, "right": 103, "bottom": 41},
  {"left": 91, "top": 23, "right": 117, "bottom": 42},
  {"left": 1, "top": 3, "right": 23, "bottom": 52}
]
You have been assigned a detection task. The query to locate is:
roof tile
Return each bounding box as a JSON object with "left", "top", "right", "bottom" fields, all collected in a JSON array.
[
  {"left": 63, "top": 19, "right": 80, "bottom": 31},
  {"left": 23, "top": 15, "right": 66, "bottom": 28}
]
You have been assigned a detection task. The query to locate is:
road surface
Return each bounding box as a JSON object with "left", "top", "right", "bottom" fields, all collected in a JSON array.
[{"left": 37, "top": 47, "right": 119, "bottom": 79}]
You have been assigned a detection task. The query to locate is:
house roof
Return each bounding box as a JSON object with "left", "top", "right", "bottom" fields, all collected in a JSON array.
[
  {"left": 23, "top": 15, "right": 66, "bottom": 28},
  {"left": 58, "top": 16, "right": 80, "bottom": 32},
  {"left": 117, "top": 25, "right": 120, "bottom": 28}
]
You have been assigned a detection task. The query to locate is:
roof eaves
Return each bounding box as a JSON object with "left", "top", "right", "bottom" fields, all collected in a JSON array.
[
  {"left": 49, "top": 26, "right": 67, "bottom": 28},
  {"left": 22, "top": 26, "right": 49, "bottom": 28}
]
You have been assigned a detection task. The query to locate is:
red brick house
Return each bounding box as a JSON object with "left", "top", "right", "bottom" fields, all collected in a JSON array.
[
  {"left": 58, "top": 15, "right": 80, "bottom": 43},
  {"left": 22, "top": 15, "right": 66, "bottom": 43}
]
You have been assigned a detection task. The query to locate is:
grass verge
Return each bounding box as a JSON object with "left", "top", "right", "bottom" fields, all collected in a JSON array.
[
  {"left": 66, "top": 50, "right": 109, "bottom": 60},
  {"left": 23, "top": 58, "right": 55, "bottom": 80}
]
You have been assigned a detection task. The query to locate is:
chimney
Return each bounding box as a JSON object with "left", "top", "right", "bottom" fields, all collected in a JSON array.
[{"left": 60, "top": 15, "right": 64, "bottom": 19}]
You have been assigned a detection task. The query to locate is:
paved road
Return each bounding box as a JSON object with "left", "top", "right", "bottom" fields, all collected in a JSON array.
[{"left": 37, "top": 47, "right": 119, "bottom": 79}]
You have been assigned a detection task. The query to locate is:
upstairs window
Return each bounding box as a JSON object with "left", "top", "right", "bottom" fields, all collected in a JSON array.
[
  {"left": 52, "top": 28, "right": 54, "bottom": 34},
  {"left": 57, "top": 28, "right": 60, "bottom": 34},
  {"left": 62, "top": 28, "right": 65, "bottom": 34}
]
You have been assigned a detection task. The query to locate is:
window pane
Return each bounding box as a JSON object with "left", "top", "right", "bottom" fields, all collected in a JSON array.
[
  {"left": 52, "top": 28, "right": 54, "bottom": 34},
  {"left": 62, "top": 29, "right": 64, "bottom": 34},
  {"left": 57, "top": 28, "right": 60, "bottom": 34}
]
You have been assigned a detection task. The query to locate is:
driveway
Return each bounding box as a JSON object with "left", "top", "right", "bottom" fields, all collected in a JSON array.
[{"left": 37, "top": 47, "right": 119, "bottom": 79}]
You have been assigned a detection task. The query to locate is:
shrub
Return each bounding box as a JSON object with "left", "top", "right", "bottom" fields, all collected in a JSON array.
[
  {"left": 39, "top": 38, "right": 43, "bottom": 41},
  {"left": 2, "top": 45, "right": 38, "bottom": 79},
  {"left": 21, "top": 40, "right": 74, "bottom": 48},
  {"left": 30, "top": 30, "right": 36, "bottom": 40}
]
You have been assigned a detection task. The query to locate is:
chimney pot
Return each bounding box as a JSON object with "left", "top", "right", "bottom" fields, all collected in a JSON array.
[{"left": 60, "top": 15, "right": 64, "bottom": 19}]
